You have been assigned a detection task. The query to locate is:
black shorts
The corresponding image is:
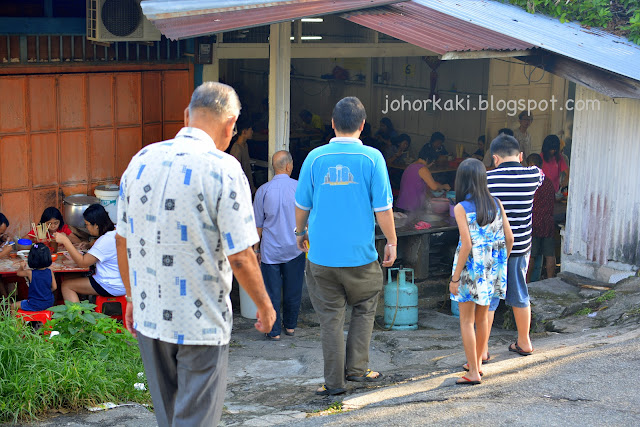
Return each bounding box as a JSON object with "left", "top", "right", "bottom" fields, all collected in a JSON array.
[
  {"left": 89, "top": 276, "right": 115, "bottom": 297},
  {"left": 531, "top": 236, "right": 555, "bottom": 257}
]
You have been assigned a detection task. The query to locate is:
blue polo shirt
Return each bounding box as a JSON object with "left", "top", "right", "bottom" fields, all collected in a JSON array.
[{"left": 295, "top": 137, "right": 393, "bottom": 267}]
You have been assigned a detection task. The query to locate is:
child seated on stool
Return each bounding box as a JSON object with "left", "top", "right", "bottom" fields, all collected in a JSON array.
[{"left": 14, "top": 243, "right": 57, "bottom": 312}]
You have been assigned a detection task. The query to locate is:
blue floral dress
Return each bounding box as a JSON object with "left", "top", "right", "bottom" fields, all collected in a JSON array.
[{"left": 450, "top": 198, "right": 507, "bottom": 306}]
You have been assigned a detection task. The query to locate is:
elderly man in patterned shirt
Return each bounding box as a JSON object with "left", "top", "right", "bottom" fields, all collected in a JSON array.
[{"left": 115, "top": 82, "right": 275, "bottom": 427}]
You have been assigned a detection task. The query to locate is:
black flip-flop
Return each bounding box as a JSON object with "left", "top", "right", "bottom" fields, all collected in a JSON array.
[
  {"left": 284, "top": 330, "right": 295, "bottom": 336},
  {"left": 461, "top": 365, "right": 484, "bottom": 376},
  {"left": 456, "top": 376, "right": 481, "bottom": 385},
  {"left": 315, "top": 384, "right": 346, "bottom": 396},
  {"left": 509, "top": 342, "right": 533, "bottom": 356},
  {"left": 346, "top": 368, "right": 383, "bottom": 382},
  {"left": 265, "top": 334, "right": 281, "bottom": 341}
]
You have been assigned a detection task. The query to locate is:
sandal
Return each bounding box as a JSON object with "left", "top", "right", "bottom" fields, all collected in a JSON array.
[
  {"left": 265, "top": 334, "right": 281, "bottom": 341},
  {"left": 315, "top": 384, "right": 346, "bottom": 396},
  {"left": 284, "top": 329, "right": 295, "bottom": 336},
  {"left": 346, "top": 369, "right": 383, "bottom": 382},
  {"left": 461, "top": 365, "right": 484, "bottom": 376},
  {"left": 456, "top": 376, "right": 481, "bottom": 385},
  {"left": 508, "top": 342, "right": 533, "bottom": 356}
]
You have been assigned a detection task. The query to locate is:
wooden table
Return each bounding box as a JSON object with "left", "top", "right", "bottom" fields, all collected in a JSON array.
[
  {"left": 375, "top": 214, "right": 458, "bottom": 280},
  {"left": 1, "top": 254, "right": 90, "bottom": 302}
]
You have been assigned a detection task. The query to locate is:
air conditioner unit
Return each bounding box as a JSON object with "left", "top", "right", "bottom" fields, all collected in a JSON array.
[{"left": 87, "top": 0, "right": 161, "bottom": 42}]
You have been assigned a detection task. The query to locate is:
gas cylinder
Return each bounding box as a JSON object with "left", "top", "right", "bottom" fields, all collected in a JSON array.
[{"left": 384, "top": 267, "right": 418, "bottom": 330}]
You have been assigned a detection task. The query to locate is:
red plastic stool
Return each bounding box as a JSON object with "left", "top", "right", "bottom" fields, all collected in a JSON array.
[
  {"left": 95, "top": 295, "right": 127, "bottom": 321},
  {"left": 16, "top": 309, "right": 53, "bottom": 324}
]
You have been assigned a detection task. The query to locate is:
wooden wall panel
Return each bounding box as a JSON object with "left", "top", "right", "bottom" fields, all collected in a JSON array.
[
  {"left": 31, "top": 133, "right": 58, "bottom": 186},
  {"left": 29, "top": 76, "right": 57, "bottom": 132},
  {"left": 0, "top": 135, "right": 28, "bottom": 190},
  {"left": 0, "top": 77, "right": 26, "bottom": 133},
  {"left": 0, "top": 67, "right": 191, "bottom": 236}
]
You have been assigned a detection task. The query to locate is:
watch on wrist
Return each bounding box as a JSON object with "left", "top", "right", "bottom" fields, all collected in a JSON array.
[
  {"left": 125, "top": 296, "right": 133, "bottom": 303},
  {"left": 294, "top": 227, "right": 307, "bottom": 237}
]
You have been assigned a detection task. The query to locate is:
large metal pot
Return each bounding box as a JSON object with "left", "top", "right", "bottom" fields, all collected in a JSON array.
[{"left": 63, "top": 194, "right": 100, "bottom": 228}]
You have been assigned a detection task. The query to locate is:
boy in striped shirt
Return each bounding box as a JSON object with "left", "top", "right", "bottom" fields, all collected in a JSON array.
[{"left": 486, "top": 134, "right": 543, "bottom": 357}]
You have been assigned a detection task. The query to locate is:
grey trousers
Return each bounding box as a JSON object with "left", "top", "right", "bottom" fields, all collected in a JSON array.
[
  {"left": 306, "top": 260, "right": 383, "bottom": 389},
  {"left": 137, "top": 333, "right": 229, "bottom": 427}
]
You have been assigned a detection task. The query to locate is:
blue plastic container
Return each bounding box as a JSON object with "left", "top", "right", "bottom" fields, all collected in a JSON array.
[
  {"left": 17, "top": 239, "right": 32, "bottom": 246},
  {"left": 384, "top": 268, "right": 418, "bottom": 330},
  {"left": 451, "top": 300, "right": 460, "bottom": 318}
]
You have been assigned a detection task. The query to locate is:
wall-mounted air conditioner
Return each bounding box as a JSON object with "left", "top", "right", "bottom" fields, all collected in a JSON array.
[{"left": 87, "top": 0, "right": 161, "bottom": 42}]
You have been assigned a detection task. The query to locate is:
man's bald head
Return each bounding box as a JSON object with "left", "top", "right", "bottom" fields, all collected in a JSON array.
[{"left": 272, "top": 151, "right": 293, "bottom": 175}]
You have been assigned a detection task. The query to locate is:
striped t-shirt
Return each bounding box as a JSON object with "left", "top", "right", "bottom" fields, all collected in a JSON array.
[{"left": 487, "top": 162, "right": 543, "bottom": 256}]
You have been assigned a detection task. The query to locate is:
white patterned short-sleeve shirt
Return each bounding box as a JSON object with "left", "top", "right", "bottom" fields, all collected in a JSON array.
[{"left": 117, "top": 127, "right": 258, "bottom": 345}]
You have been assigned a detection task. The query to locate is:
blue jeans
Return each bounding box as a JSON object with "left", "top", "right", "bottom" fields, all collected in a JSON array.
[{"left": 261, "top": 253, "right": 306, "bottom": 337}]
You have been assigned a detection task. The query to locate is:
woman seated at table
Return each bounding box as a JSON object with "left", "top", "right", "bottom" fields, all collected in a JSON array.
[
  {"left": 418, "top": 132, "right": 449, "bottom": 164},
  {"left": 0, "top": 212, "right": 16, "bottom": 299},
  {"left": 375, "top": 117, "right": 398, "bottom": 153},
  {"left": 395, "top": 152, "right": 451, "bottom": 212},
  {"left": 54, "top": 204, "right": 125, "bottom": 302},
  {"left": 386, "top": 134, "right": 412, "bottom": 166},
  {"left": 25, "top": 207, "right": 81, "bottom": 244}
]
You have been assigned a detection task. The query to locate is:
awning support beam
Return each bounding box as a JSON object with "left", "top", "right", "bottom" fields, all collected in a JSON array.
[{"left": 268, "top": 22, "right": 292, "bottom": 177}]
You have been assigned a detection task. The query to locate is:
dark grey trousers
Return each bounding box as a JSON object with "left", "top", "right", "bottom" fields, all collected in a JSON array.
[
  {"left": 137, "top": 333, "right": 229, "bottom": 427},
  {"left": 306, "top": 260, "right": 383, "bottom": 390}
]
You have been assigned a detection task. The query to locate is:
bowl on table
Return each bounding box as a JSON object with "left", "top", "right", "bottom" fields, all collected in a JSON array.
[
  {"left": 15, "top": 239, "right": 33, "bottom": 252},
  {"left": 17, "top": 250, "right": 30, "bottom": 261},
  {"left": 50, "top": 253, "right": 58, "bottom": 263}
]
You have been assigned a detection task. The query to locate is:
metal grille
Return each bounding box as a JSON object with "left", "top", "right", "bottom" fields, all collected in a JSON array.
[
  {"left": 0, "top": 34, "right": 185, "bottom": 64},
  {"left": 101, "top": 0, "right": 141, "bottom": 37}
]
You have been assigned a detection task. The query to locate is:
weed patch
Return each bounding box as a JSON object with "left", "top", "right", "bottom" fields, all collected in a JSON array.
[
  {"left": 0, "top": 301, "right": 150, "bottom": 423},
  {"left": 595, "top": 290, "right": 616, "bottom": 303},
  {"left": 575, "top": 307, "right": 593, "bottom": 316}
]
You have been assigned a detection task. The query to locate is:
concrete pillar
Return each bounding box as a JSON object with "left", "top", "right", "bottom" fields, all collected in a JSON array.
[{"left": 268, "top": 22, "right": 291, "bottom": 178}]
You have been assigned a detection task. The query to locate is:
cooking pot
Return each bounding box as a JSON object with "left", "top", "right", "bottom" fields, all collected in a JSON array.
[{"left": 63, "top": 194, "right": 100, "bottom": 229}]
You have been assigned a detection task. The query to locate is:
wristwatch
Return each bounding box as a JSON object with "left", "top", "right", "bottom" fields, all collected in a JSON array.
[
  {"left": 294, "top": 227, "right": 307, "bottom": 237},
  {"left": 125, "top": 296, "right": 133, "bottom": 303}
]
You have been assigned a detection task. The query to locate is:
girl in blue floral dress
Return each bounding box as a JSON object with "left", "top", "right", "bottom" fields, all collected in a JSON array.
[{"left": 450, "top": 159, "right": 513, "bottom": 385}]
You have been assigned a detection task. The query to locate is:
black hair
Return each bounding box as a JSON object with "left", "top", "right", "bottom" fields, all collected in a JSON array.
[
  {"left": 379, "top": 117, "right": 395, "bottom": 132},
  {"left": 497, "top": 128, "right": 514, "bottom": 137},
  {"left": 40, "top": 207, "right": 65, "bottom": 228},
  {"left": 0, "top": 212, "right": 8, "bottom": 227},
  {"left": 490, "top": 134, "right": 520, "bottom": 158},
  {"left": 478, "top": 135, "right": 485, "bottom": 144},
  {"left": 83, "top": 204, "right": 115, "bottom": 237},
  {"left": 429, "top": 131, "right": 445, "bottom": 144},
  {"left": 455, "top": 158, "right": 498, "bottom": 227},
  {"left": 332, "top": 97, "right": 367, "bottom": 133},
  {"left": 527, "top": 153, "right": 543, "bottom": 167},
  {"left": 362, "top": 122, "right": 372, "bottom": 137},
  {"left": 236, "top": 114, "right": 253, "bottom": 133},
  {"left": 541, "top": 134, "right": 561, "bottom": 163},
  {"left": 518, "top": 111, "right": 533, "bottom": 120},
  {"left": 299, "top": 110, "right": 312, "bottom": 121},
  {"left": 392, "top": 134, "right": 411, "bottom": 147},
  {"left": 28, "top": 242, "right": 52, "bottom": 269}
]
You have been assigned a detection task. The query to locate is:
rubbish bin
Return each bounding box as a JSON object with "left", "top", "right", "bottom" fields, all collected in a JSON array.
[
  {"left": 239, "top": 285, "right": 258, "bottom": 319},
  {"left": 94, "top": 184, "right": 120, "bottom": 224}
]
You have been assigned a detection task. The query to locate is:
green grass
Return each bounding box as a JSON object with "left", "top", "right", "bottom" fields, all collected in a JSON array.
[
  {"left": 595, "top": 290, "right": 616, "bottom": 303},
  {"left": 0, "top": 301, "right": 150, "bottom": 423},
  {"left": 575, "top": 307, "right": 593, "bottom": 316}
]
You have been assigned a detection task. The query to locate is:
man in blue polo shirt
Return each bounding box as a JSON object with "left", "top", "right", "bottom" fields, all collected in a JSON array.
[{"left": 295, "top": 96, "right": 397, "bottom": 396}]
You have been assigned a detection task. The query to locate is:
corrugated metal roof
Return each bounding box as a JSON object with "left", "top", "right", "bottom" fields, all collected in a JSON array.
[
  {"left": 343, "top": 2, "right": 532, "bottom": 54},
  {"left": 412, "top": 0, "right": 640, "bottom": 81},
  {"left": 140, "top": 0, "right": 405, "bottom": 40}
]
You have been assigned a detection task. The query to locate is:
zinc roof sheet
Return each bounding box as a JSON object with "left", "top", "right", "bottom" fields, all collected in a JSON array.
[
  {"left": 412, "top": 0, "right": 640, "bottom": 81},
  {"left": 343, "top": 2, "right": 533, "bottom": 54},
  {"left": 141, "top": 0, "right": 405, "bottom": 40}
]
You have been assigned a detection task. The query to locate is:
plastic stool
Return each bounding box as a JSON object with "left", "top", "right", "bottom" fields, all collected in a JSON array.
[
  {"left": 16, "top": 309, "right": 53, "bottom": 324},
  {"left": 95, "top": 295, "right": 127, "bottom": 321}
]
